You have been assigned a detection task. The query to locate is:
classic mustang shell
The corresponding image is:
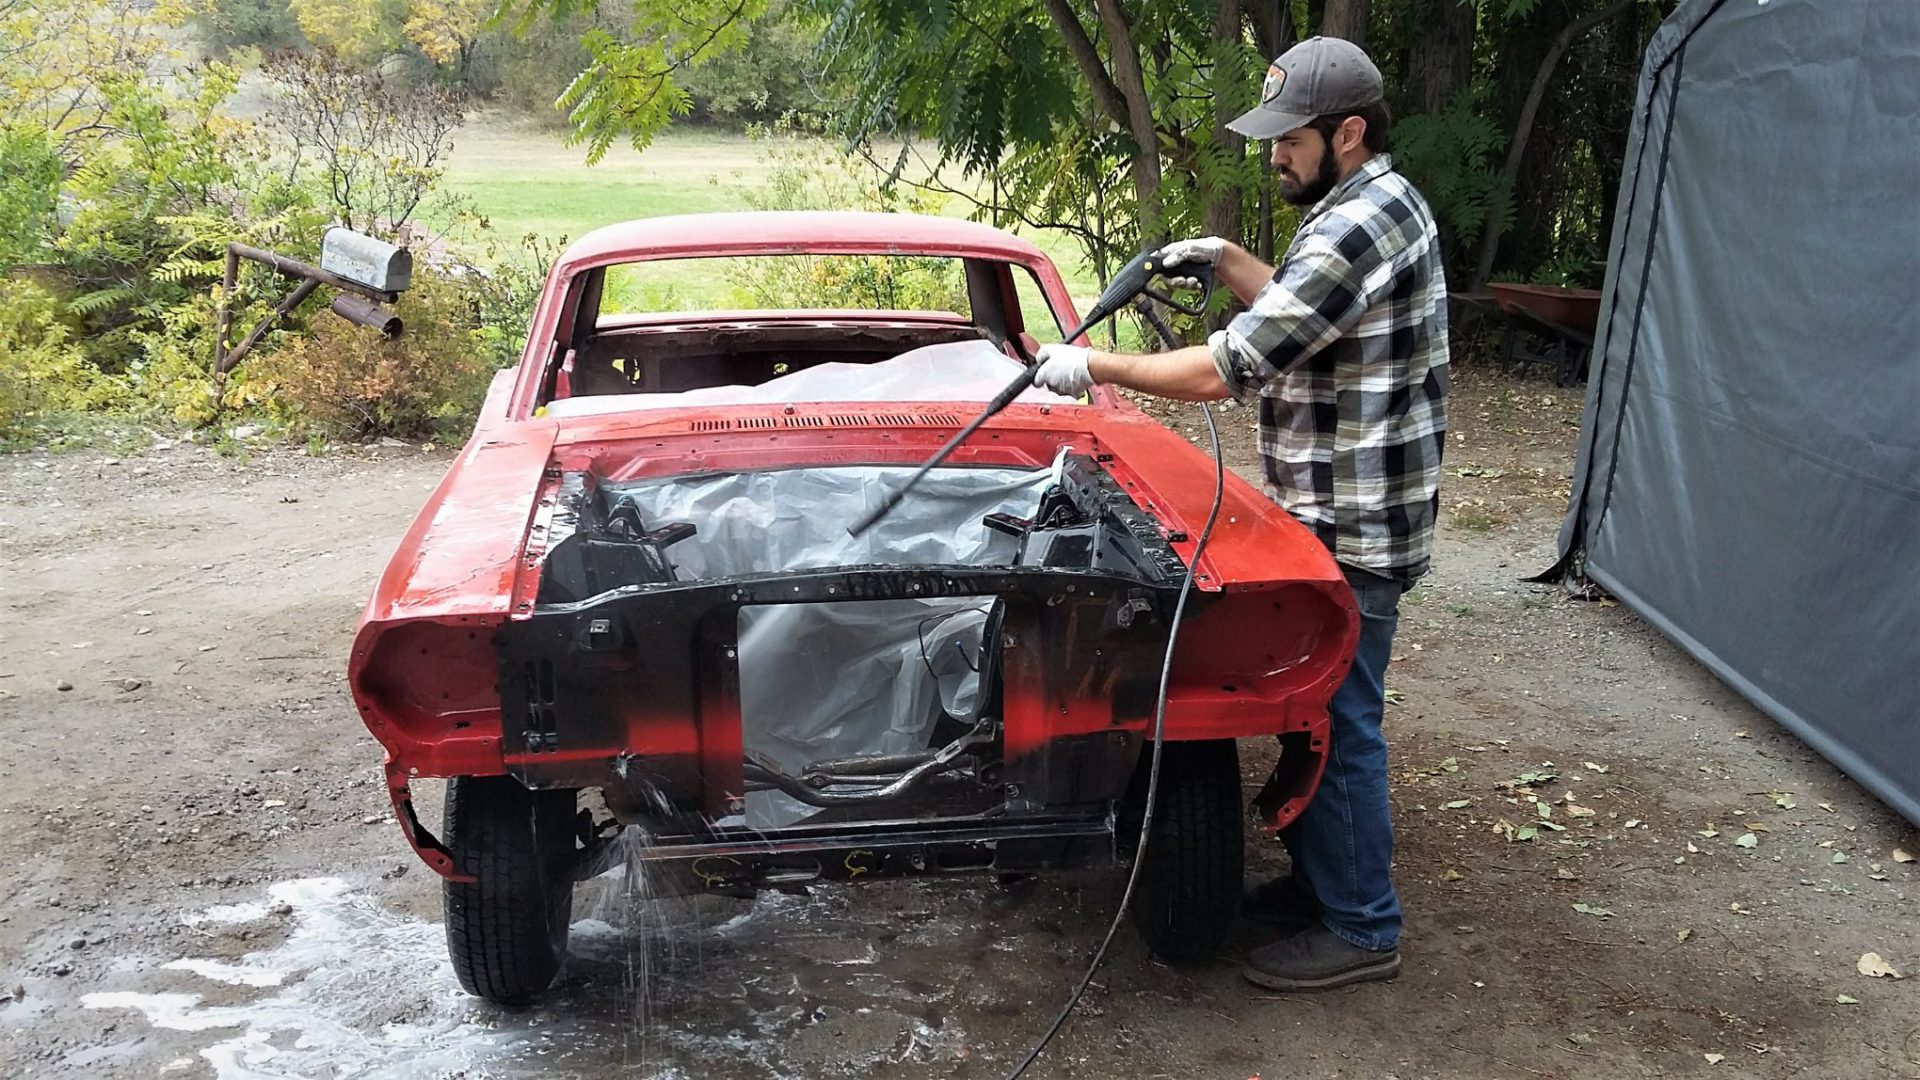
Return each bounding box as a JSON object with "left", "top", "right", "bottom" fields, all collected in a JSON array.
[{"left": 348, "top": 211, "right": 1355, "bottom": 1004}]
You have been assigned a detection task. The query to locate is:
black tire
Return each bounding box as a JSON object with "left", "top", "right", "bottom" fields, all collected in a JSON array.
[
  {"left": 1124, "top": 739, "right": 1245, "bottom": 962},
  {"left": 443, "top": 775, "right": 578, "bottom": 1005}
]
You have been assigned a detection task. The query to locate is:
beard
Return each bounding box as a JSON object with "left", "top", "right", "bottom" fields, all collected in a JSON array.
[{"left": 1279, "top": 145, "right": 1342, "bottom": 207}]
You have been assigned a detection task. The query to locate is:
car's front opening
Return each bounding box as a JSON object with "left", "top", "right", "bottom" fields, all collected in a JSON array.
[{"left": 496, "top": 450, "right": 1200, "bottom": 887}]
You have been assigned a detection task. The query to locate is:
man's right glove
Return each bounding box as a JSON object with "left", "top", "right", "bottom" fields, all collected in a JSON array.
[
  {"left": 1032, "top": 343, "right": 1094, "bottom": 397},
  {"left": 1158, "top": 236, "right": 1227, "bottom": 291}
]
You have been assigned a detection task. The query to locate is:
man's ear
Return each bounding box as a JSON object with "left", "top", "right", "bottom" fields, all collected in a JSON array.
[{"left": 1340, "top": 115, "right": 1367, "bottom": 155}]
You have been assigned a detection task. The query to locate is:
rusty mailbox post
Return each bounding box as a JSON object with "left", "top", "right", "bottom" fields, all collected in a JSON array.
[{"left": 212, "top": 228, "right": 413, "bottom": 391}]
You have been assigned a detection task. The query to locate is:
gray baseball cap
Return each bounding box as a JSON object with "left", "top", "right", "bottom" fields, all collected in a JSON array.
[{"left": 1227, "top": 36, "right": 1385, "bottom": 140}]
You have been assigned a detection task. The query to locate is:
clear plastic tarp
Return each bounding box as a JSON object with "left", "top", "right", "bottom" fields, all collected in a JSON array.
[
  {"left": 543, "top": 340, "right": 1077, "bottom": 418},
  {"left": 605, "top": 464, "right": 1057, "bottom": 825}
]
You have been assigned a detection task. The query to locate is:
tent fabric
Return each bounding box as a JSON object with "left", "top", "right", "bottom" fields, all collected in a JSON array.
[{"left": 1553, "top": 0, "right": 1920, "bottom": 824}]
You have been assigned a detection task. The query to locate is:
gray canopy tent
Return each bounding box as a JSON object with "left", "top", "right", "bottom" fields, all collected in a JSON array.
[{"left": 1551, "top": 0, "right": 1920, "bottom": 824}]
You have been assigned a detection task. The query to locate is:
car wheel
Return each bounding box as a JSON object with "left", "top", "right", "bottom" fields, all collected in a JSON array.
[
  {"left": 1124, "top": 738, "right": 1245, "bottom": 962},
  {"left": 443, "top": 775, "right": 578, "bottom": 1005}
]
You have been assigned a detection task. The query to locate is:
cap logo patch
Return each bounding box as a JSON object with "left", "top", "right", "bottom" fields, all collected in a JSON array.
[{"left": 1261, "top": 64, "right": 1286, "bottom": 104}]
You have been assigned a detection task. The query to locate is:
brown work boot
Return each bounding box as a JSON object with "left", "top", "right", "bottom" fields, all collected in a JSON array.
[
  {"left": 1242, "top": 925, "right": 1401, "bottom": 991},
  {"left": 1239, "top": 874, "right": 1322, "bottom": 933}
]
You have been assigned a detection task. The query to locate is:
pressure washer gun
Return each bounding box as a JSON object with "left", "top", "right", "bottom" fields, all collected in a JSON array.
[{"left": 847, "top": 246, "right": 1214, "bottom": 537}]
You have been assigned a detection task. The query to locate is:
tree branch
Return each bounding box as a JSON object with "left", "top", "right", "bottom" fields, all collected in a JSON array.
[
  {"left": 1093, "top": 0, "right": 1166, "bottom": 238},
  {"left": 1471, "top": 0, "right": 1634, "bottom": 289},
  {"left": 1041, "top": 0, "right": 1131, "bottom": 133}
]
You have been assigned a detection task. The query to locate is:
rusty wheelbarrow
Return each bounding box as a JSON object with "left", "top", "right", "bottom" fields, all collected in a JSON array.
[{"left": 1488, "top": 282, "right": 1603, "bottom": 386}]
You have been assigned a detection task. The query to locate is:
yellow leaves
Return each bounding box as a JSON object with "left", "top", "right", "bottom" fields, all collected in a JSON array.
[
  {"left": 289, "top": 0, "right": 392, "bottom": 59},
  {"left": 403, "top": 0, "right": 493, "bottom": 66}
]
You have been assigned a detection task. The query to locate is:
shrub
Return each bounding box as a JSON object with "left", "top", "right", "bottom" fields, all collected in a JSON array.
[
  {"left": 0, "top": 278, "right": 124, "bottom": 443},
  {"left": 253, "top": 273, "right": 496, "bottom": 440}
]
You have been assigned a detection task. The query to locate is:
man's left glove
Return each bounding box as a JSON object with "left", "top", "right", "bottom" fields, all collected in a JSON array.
[{"left": 1032, "top": 343, "right": 1094, "bottom": 397}]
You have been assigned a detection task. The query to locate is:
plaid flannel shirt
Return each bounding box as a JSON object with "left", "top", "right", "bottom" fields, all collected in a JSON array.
[{"left": 1208, "top": 154, "right": 1450, "bottom": 581}]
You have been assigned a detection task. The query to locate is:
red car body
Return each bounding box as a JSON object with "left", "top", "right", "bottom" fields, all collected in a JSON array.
[{"left": 347, "top": 211, "right": 1354, "bottom": 999}]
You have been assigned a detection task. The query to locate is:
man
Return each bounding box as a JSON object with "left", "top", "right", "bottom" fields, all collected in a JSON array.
[{"left": 1032, "top": 36, "right": 1448, "bottom": 991}]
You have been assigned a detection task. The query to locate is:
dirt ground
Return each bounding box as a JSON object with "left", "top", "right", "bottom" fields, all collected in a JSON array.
[{"left": 2, "top": 368, "right": 1916, "bottom": 1079}]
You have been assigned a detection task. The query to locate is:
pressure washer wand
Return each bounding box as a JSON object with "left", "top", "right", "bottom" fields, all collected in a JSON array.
[{"left": 848, "top": 246, "right": 1203, "bottom": 537}]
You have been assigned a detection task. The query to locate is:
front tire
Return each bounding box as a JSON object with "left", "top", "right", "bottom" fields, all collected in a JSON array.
[
  {"left": 443, "top": 775, "right": 578, "bottom": 1005},
  {"left": 1124, "top": 739, "right": 1245, "bottom": 962}
]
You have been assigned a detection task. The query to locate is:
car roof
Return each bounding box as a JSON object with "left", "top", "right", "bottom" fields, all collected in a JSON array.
[{"left": 555, "top": 211, "right": 1052, "bottom": 272}]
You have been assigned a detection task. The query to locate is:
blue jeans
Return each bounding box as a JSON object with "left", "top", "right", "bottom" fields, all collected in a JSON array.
[{"left": 1280, "top": 567, "right": 1406, "bottom": 952}]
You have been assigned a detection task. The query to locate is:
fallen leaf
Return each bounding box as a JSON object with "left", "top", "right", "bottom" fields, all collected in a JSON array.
[
  {"left": 1567, "top": 804, "right": 1597, "bottom": 818},
  {"left": 1834, "top": 994, "right": 1860, "bottom": 1005},
  {"left": 1676, "top": 928, "right": 1693, "bottom": 943},
  {"left": 1442, "top": 868, "right": 1464, "bottom": 882},
  {"left": 1857, "top": 952, "right": 1903, "bottom": 979},
  {"left": 1567, "top": 1032, "right": 1594, "bottom": 1047},
  {"left": 1705, "top": 1053, "right": 1726, "bottom": 1065},
  {"left": 1501, "top": 768, "right": 1559, "bottom": 789},
  {"left": 1833, "top": 852, "right": 1850, "bottom": 864},
  {"left": 1582, "top": 761, "right": 1609, "bottom": 773},
  {"left": 1734, "top": 730, "right": 1750, "bottom": 738},
  {"left": 1514, "top": 824, "right": 1539, "bottom": 842},
  {"left": 1818, "top": 802, "right": 1835, "bottom": 812},
  {"left": 262, "top": 799, "right": 287, "bottom": 809},
  {"left": 1770, "top": 791, "right": 1797, "bottom": 810},
  {"left": 1556, "top": 867, "right": 1578, "bottom": 880},
  {"left": 1571, "top": 902, "right": 1615, "bottom": 918},
  {"left": 1748, "top": 821, "right": 1771, "bottom": 833},
  {"left": 1699, "top": 825, "right": 1721, "bottom": 838},
  {"left": 1384, "top": 689, "right": 1406, "bottom": 705},
  {"left": 1686, "top": 842, "right": 1700, "bottom": 854},
  {"left": 1537, "top": 802, "right": 1554, "bottom": 820},
  {"left": 1624, "top": 818, "right": 1642, "bottom": 829},
  {"left": 1894, "top": 848, "right": 1914, "bottom": 863},
  {"left": 1735, "top": 833, "right": 1758, "bottom": 849},
  {"left": 1443, "top": 799, "right": 1473, "bottom": 810}
]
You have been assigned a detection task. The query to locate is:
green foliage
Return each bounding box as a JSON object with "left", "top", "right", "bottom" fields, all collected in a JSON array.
[
  {"left": 796, "top": 0, "right": 1271, "bottom": 294},
  {"left": 1392, "top": 93, "right": 1510, "bottom": 262},
  {"left": 191, "top": 0, "right": 307, "bottom": 54},
  {"left": 49, "top": 63, "right": 254, "bottom": 373},
  {"left": 722, "top": 120, "right": 968, "bottom": 313},
  {"left": 0, "top": 279, "right": 122, "bottom": 442},
  {"left": 678, "top": 0, "right": 822, "bottom": 123},
  {"left": 0, "top": 126, "right": 62, "bottom": 270},
  {"left": 541, "top": 0, "right": 769, "bottom": 163}
]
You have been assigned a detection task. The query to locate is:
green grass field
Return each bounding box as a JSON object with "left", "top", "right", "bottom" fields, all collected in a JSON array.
[{"left": 438, "top": 118, "right": 1106, "bottom": 335}]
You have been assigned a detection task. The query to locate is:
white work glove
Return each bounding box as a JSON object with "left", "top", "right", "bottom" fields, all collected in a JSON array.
[
  {"left": 1032, "top": 343, "right": 1094, "bottom": 398},
  {"left": 1158, "top": 236, "right": 1227, "bottom": 291}
]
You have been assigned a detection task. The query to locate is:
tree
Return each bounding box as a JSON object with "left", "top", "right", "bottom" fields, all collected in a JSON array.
[
  {"left": 491, "top": 0, "right": 770, "bottom": 162},
  {"left": 259, "top": 48, "right": 467, "bottom": 236}
]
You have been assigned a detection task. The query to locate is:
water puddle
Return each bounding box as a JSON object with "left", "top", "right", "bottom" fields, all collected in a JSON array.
[{"left": 75, "top": 851, "right": 1079, "bottom": 1078}]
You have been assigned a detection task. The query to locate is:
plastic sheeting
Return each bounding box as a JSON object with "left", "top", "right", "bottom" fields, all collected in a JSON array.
[
  {"left": 606, "top": 464, "right": 1056, "bottom": 825},
  {"left": 543, "top": 339, "right": 1079, "bottom": 418},
  {"left": 1552, "top": 0, "right": 1920, "bottom": 824}
]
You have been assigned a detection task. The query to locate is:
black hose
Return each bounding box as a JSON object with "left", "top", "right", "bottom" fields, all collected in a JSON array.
[{"left": 1003, "top": 398, "right": 1227, "bottom": 1079}]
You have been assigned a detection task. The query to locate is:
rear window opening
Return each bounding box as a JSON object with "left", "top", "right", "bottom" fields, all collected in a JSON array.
[
  {"left": 601, "top": 255, "right": 974, "bottom": 320},
  {"left": 539, "top": 253, "right": 1072, "bottom": 414}
]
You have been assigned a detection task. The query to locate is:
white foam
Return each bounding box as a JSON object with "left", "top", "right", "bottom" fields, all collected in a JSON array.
[{"left": 85, "top": 877, "right": 525, "bottom": 1079}]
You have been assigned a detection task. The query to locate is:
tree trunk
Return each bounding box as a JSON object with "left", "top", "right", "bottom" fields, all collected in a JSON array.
[
  {"left": 1205, "top": 0, "right": 1245, "bottom": 245},
  {"left": 1246, "top": 1, "right": 1294, "bottom": 261},
  {"left": 1319, "top": 0, "right": 1369, "bottom": 47},
  {"left": 1041, "top": 0, "right": 1133, "bottom": 133},
  {"left": 1406, "top": 0, "right": 1475, "bottom": 114},
  {"left": 1093, "top": 0, "right": 1166, "bottom": 241},
  {"left": 1247, "top": 0, "right": 1295, "bottom": 60},
  {"left": 1471, "top": 0, "right": 1634, "bottom": 289}
]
